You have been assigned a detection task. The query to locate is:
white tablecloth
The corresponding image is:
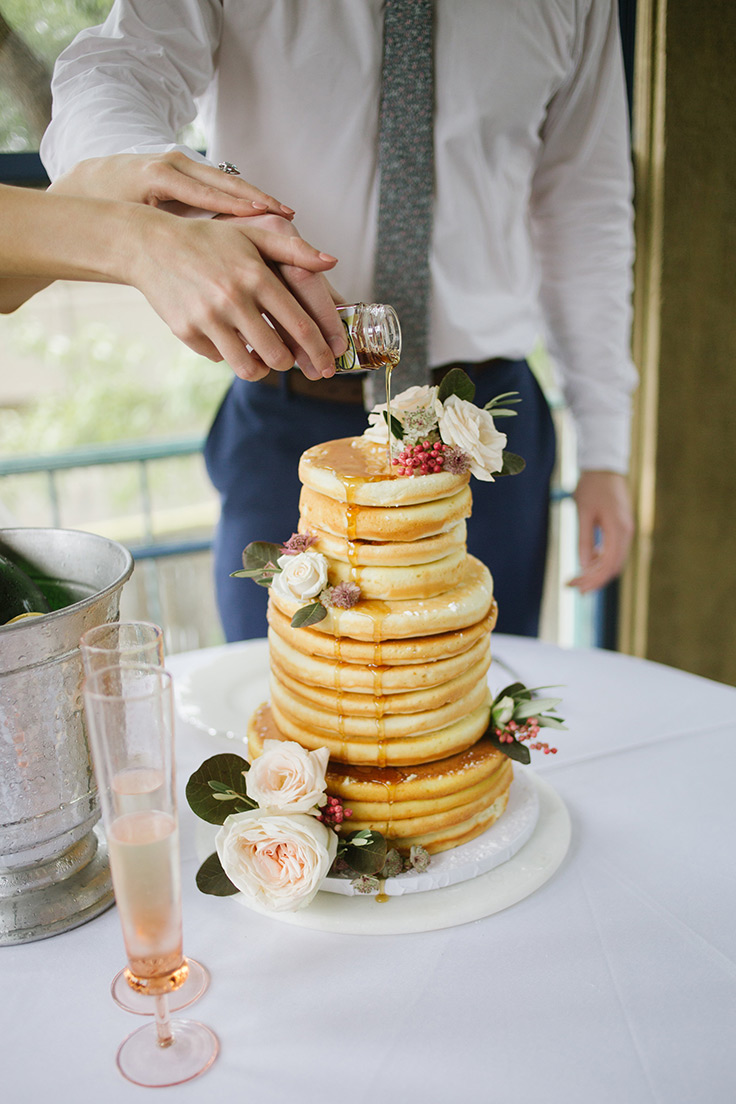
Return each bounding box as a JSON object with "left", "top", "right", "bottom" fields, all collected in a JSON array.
[{"left": 2, "top": 635, "right": 735, "bottom": 1103}]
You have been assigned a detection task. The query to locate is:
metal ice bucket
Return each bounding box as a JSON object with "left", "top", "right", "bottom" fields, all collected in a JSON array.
[{"left": 0, "top": 528, "right": 134, "bottom": 944}]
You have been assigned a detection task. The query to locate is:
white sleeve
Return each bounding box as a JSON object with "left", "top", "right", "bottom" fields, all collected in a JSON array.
[
  {"left": 40, "top": 0, "right": 222, "bottom": 178},
  {"left": 529, "top": 0, "right": 638, "bottom": 474}
]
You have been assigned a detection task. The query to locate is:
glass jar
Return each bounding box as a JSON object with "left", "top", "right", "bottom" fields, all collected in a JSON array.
[{"left": 334, "top": 303, "right": 402, "bottom": 373}]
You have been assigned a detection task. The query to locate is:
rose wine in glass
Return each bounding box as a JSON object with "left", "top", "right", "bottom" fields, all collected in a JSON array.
[
  {"left": 80, "top": 621, "right": 209, "bottom": 1014},
  {"left": 84, "top": 664, "right": 218, "bottom": 1087}
]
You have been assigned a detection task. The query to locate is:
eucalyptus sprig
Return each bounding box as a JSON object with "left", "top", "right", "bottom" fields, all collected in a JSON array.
[
  {"left": 230, "top": 541, "right": 282, "bottom": 588},
  {"left": 230, "top": 541, "right": 330, "bottom": 628}
]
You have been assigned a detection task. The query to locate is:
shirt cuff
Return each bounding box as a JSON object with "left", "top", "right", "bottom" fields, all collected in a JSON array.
[{"left": 574, "top": 409, "right": 632, "bottom": 474}]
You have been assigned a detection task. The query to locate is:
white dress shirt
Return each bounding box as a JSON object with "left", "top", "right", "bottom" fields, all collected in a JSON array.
[{"left": 41, "top": 0, "right": 637, "bottom": 473}]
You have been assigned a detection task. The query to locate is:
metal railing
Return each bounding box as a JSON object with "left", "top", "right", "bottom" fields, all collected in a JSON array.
[
  {"left": 0, "top": 434, "right": 606, "bottom": 649},
  {"left": 0, "top": 435, "right": 212, "bottom": 558}
]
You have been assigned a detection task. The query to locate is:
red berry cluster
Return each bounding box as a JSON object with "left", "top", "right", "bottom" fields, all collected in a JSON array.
[
  {"left": 318, "top": 794, "right": 353, "bottom": 828},
  {"left": 495, "top": 718, "right": 558, "bottom": 755},
  {"left": 392, "top": 440, "right": 450, "bottom": 476}
]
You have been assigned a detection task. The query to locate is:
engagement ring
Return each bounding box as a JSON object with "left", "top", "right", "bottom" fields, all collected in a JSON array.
[{"left": 218, "top": 161, "right": 241, "bottom": 175}]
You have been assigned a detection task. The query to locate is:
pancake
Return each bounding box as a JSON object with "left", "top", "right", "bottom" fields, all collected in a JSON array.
[
  {"left": 271, "top": 648, "right": 491, "bottom": 715},
  {"left": 299, "top": 437, "right": 470, "bottom": 506},
  {"left": 269, "top": 693, "right": 492, "bottom": 766},
  {"left": 270, "top": 671, "right": 490, "bottom": 741},
  {"left": 266, "top": 603, "right": 497, "bottom": 665},
  {"left": 307, "top": 521, "right": 467, "bottom": 567},
  {"left": 268, "top": 555, "right": 494, "bottom": 642},
  {"left": 326, "top": 547, "right": 467, "bottom": 600},
  {"left": 247, "top": 706, "right": 513, "bottom": 854},
  {"left": 299, "top": 484, "right": 472, "bottom": 543},
  {"left": 266, "top": 626, "right": 492, "bottom": 693}
]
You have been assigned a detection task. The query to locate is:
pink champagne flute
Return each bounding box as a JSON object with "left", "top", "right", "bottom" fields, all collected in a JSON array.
[
  {"left": 83, "top": 664, "right": 218, "bottom": 1087},
  {"left": 80, "top": 621, "right": 209, "bottom": 1014}
]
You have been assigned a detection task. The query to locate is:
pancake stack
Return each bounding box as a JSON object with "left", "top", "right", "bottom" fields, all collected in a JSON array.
[{"left": 247, "top": 436, "right": 511, "bottom": 854}]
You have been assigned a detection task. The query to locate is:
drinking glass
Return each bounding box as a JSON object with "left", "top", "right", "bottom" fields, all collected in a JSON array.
[
  {"left": 80, "top": 621, "right": 209, "bottom": 1014},
  {"left": 83, "top": 664, "right": 219, "bottom": 1087},
  {"left": 80, "top": 620, "right": 164, "bottom": 673}
]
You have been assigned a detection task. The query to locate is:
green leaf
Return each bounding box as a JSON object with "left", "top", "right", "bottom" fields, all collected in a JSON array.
[
  {"left": 486, "top": 731, "right": 532, "bottom": 765},
  {"left": 497, "top": 450, "right": 526, "bottom": 477},
  {"left": 535, "top": 715, "right": 568, "bottom": 731},
  {"left": 241, "top": 541, "right": 282, "bottom": 572},
  {"left": 195, "top": 852, "right": 239, "bottom": 896},
  {"left": 186, "top": 753, "right": 255, "bottom": 824},
  {"left": 493, "top": 681, "right": 527, "bottom": 704},
  {"left": 437, "top": 368, "right": 476, "bottom": 404},
  {"left": 484, "top": 391, "right": 522, "bottom": 417},
  {"left": 342, "top": 829, "right": 387, "bottom": 876},
  {"left": 513, "top": 697, "right": 563, "bottom": 719},
  {"left": 291, "top": 601, "right": 327, "bottom": 628},
  {"left": 382, "top": 410, "right": 405, "bottom": 440}
]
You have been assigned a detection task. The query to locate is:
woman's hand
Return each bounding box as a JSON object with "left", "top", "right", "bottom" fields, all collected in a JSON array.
[
  {"left": 49, "top": 151, "right": 295, "bottom": 220},
  {"left": 123, "top": 207, "right": 346, "bottom": 380}
]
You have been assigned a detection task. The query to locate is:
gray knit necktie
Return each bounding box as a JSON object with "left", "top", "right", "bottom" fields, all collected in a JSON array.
[{"left": 364, "top": 0, "right": 434, "bottom": 410}]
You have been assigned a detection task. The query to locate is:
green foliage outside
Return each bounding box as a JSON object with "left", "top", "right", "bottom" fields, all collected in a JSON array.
[
  {"left": 0, "top": 316, "right": 230, "bottom": 453},
  {"left": 0, "top": 0, "right": 113, "bottom": 151}
]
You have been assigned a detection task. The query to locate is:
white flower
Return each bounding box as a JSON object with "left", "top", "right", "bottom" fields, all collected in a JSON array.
[
  {"left": 216, "top": 811, "right": 338, "bottom": 912},
  {"left": 270, "top": 551, "right": 328, "bottom": 601},
  {"left": 363, "top": 385, "right": 440, "bottom": 444},
  {"left": 437, "top": 394, "right": 507, "bottom": 480},
  {"left": 246, "top": 739, "right": 329, "bottom": 813}
]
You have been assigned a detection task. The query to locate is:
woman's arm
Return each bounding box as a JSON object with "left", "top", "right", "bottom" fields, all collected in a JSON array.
[{"left": 0, "top": 185, "right": 344, "bottom": 379}]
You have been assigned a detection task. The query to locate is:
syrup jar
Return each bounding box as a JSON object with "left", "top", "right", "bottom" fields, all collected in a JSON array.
[{"left": 334, "top": 303, "right": 401, "bottom": 373}]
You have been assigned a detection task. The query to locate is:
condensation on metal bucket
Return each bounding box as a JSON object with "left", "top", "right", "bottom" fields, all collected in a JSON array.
[{"left": 0, "top": 528, "right": 134, "bottom": 944}]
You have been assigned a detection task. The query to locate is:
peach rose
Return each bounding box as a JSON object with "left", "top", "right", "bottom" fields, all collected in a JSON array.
[
  {"left": 216, "top": 811, "right": 338, "bottom": 912},
  {"left": 437, "top": 394, "right": 507, "bottom": 480},
  {"left": 246, "top": 739, "right": 329, "bottom": 813},
  {"left": 270, "top": 551, "right": 328, "bottom": 602}
]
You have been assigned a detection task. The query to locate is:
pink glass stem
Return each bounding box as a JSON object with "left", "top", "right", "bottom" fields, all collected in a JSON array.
[{"left": 154, "top": 994, "right": 174, "bottom": 1048}]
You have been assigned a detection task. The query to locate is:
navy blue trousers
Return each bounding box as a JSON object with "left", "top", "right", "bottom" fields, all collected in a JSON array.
[{"left": 204, "top": 359, "right": 556, "bottom": 641}]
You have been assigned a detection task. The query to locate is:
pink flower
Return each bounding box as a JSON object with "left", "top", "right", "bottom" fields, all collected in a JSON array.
[
  {"left": 280, "top": 532, "right": 317, "bottom": 555},
  {"left": 245, "top": 739, "right": 329, "bottom": 813},
  {"left": 320, "top": 582, "right": 361, "bottom": 609},
  {"left": 216, "top": 811, "right": 338, "bottom": 913}
]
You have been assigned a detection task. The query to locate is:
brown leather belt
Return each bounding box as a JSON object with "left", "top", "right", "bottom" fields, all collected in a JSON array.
[{"left": 255, "top": 360, "right": 507, "bottom": 405}]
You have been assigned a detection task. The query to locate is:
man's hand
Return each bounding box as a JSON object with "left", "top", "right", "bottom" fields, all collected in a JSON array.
[
  {"left": 568, "top": 470, "right": 635, "bottom": 592},
  {"left": 217, "top": 213, "right": 348, "bottom": 378},
  {"left": 49, "top": 151, "right": 295, "bottom": 220}
]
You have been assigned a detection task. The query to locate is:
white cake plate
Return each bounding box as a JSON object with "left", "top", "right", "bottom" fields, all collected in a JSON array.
[
  {"left": 323, "top": 767, "right": 540, "bottom": 897},
  {"left": 221, "top": 772, "right": 570, "bottom": 935}
]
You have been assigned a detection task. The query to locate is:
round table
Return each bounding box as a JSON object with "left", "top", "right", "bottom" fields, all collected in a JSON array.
[{"left": 2, "top": 635, "right": 734, "bottom": 1103}]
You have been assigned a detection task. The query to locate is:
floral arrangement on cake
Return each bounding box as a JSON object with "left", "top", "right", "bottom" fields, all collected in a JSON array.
[
  {"left": 485, "top": 682, "right": 565, "bottom": 762},
  {"left": 231, "top": 531, "right": 352, "bottom": 628},
  {"left": 364, "top": 367, "right": 526, "bottom": 481},
  {"left": 186, "top": 739, "right": 427, "bottom": 911}
]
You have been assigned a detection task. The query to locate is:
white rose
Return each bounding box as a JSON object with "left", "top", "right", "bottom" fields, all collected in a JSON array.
[
  {"left": 216, "top": 811, "right": 338, "bottom": 913},
  {"left": 246, "top": 739, "right": 329, "bottom": 813},
  {"left": 437, "top": 394, "right": 507, "bottom": 480},
  {"left": 363, "top": 385, "right": 440, "bottom": 444},
  {"left": 270, "top": 551, "right": 329, "bottom": 601}
]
